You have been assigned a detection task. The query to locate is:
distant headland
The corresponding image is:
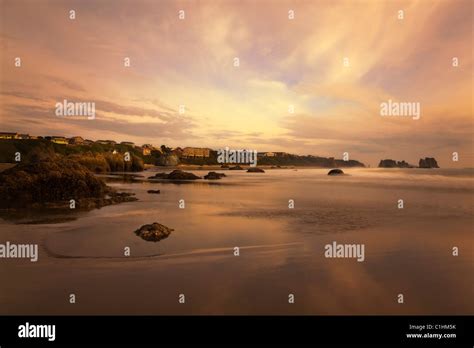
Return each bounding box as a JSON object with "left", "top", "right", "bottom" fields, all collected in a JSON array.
[{"left": 0, "top": 131, "right": 365, "bottom": 169}]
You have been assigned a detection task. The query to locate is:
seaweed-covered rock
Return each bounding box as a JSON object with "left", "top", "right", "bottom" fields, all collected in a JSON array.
[
  {"left": 134, "top": 222, "right": 173, "bottom": 242},
  {"left": 68, "top": 152, "right": 144, "bottom": 173},
  {"left": 228, "top": 165, "right": 243, "bottom": 170},
  {"left": 328, "top": 168, "right": 344, "bottom": 176},
  {"left": 148, "top": 170, "right": 200, "bottom": 180},
  {"left": 0, "top": 158, "right": 136, "bottom": 209},
  {"left": 247, "top": 167, "right": 265, "bottom": 173},
  {"left": 204, "top": 171, "right": 226, "bottom": 180}
]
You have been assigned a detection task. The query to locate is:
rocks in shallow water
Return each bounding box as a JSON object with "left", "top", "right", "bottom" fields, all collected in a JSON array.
[
  {"left": 228, "top": 165, "right": 243, "bottom": 170},
  {"left": 134, "top": 222, "right": 173, "bottom": 242},
  {"left": 164, "top": 169, "right": 200, "bottom": 180},
  {"left": 328, "top": 168, "right": 344, "bottom": 176},
  {"left": 204, "top": 171, "right": 226, "bottom": 180},
  {"left": 247, "top": 167, "right": 265, "bottom": 173},
  {"left": 148, "top": 172, "right": 168, "bottom": 179},
  {"left": 147, "top": 190, "right": 161, "bottom": 194},
  {"left": 419, "top": 157, "right": 439, "bottom": 168},
  {"left": 148, "top": 169, "right": 201, "bottom": 180},
  {"left": 0, "top": 158, "right": 136, "bottom": 209}
]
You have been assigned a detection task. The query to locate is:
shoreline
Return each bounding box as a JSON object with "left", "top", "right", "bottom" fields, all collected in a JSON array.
[
  {"left": 0, "top": 163, "right": 472, "bottom": 314},
  {"left": 1, "top": 216, "right": 472, "bottom": 315}
]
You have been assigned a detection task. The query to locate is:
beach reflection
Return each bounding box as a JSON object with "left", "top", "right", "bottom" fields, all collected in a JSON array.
[{"left": 0, "top": 168, "right": 472, "bottom": 314}]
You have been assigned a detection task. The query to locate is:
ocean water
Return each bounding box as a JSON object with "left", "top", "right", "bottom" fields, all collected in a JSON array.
[{"left": 0, "top": 168, "right": 473, "bottom": 314}]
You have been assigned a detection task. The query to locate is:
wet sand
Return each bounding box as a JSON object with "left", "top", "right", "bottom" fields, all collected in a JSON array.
[{"left": 0, "top": 168, "right": 473, "bottom": 314}]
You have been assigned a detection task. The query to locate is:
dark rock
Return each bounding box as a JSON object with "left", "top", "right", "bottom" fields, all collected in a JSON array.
[
  {"left": 247, "top": 167, "right": 265, "bottom": 173},
  {"left": 147, "top": 190, "right": 161, "bottom": 194},
  {"left": 228, "top": 165, "right": 243, "bottom": 170},
  {"left": 419, "top": 157, "right": 439, "bottom": 168},
  {"left": 0, "top": 158, "right": 137, "bottom": 209},
  {"left": 165, "top": 169, "right": 200, "bottom": 180},
  {"left": 148, "top": 169, "right": 201, "bottom": 180},
  {"left": 204, "top": 171, "right": 226, "bottom": 180},
  {"left": 378, "top": 159, "right": 397, "bottom": 168},
  {"left": 328, "top": 168, "right": 344, "bottom": 175},
  {"left": 134, "top": 222, "right": 173, "bottom": 242},
  {"left": 378, "top": 159, "right": 415, "bottom": 168},
  {"left": 396, "top": 160, "right": 413, "bottom": 168},
  {"left": 148, "top": 172, "right": 168, "bottom": 179},
  {"left": 220, "top": 164, "right": 229, "bottom": 168}
]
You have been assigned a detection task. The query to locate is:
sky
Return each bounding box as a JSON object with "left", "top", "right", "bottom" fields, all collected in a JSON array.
[{"left": 0, "top": 0, "right": 472, "bottom": 167}]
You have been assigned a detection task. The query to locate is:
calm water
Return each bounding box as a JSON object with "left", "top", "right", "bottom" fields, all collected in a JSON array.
[{"left": 0, "top": 168, "right": 473, "bottom": 314}]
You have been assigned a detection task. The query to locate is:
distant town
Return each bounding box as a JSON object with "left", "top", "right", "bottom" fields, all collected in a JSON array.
[{"left": 0, "top": 131, "right": 325, "bottom": 161}]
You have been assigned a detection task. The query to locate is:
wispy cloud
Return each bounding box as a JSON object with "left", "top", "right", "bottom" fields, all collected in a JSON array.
[{"left": 0, "top": 0, "right": 472, "bottom": 167}]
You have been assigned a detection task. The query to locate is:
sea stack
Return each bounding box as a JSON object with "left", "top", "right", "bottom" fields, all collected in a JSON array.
[
  {"left": 378, "top": 159, "right": 415, "bottom": 168},
  {"left": 419, "top": 157, "right": 439, "bottom": 168}
]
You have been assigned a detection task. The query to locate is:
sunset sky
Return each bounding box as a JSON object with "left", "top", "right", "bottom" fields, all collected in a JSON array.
[{"left": 0, "top": 0, "right": 472, "bottom": 167}]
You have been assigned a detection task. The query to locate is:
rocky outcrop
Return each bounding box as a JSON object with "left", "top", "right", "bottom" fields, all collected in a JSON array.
[
  {"left": 0, "top": 158, "right": 137, "bottom": 209},
  {"left": 378, "top": 159, "right": 397, "bottom": 168},
  {"left": 328, "top": 168, "right": 344, "bottom": 175},
  {"left": 419, "top": 157, "right": 439, "bottom": 168},
  {"left": 165, "top": 169, "right": 200, "bottom": 180},
  {"left": 155, "top": 154, "right": 179, "bottom": 166},
  {"left": 395, "top": 160, "right": 413, "bottom": 168},
  {"left": 228, "top": 165, "right": 243, "bottom": 170},
  {"left": 378, "top": 159, "right": 415, "bottom": 168},
  {"left": 134, "top": 222, "right": 173, "bottom": 242},
  {"left": 204, "top": 171, "right": 226, "bottom": 180},
  {"left": 247, "top": 167, "right": 265, "bottom": 173},
  {"left": 148, "top": 169, "right": 201, "bottom": 180},
  {"left": 147, "top": 189, "right": 161, "bottom": 194},
  {"left": 68, "top": 152, "right": 144, "bottom": 173}
]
